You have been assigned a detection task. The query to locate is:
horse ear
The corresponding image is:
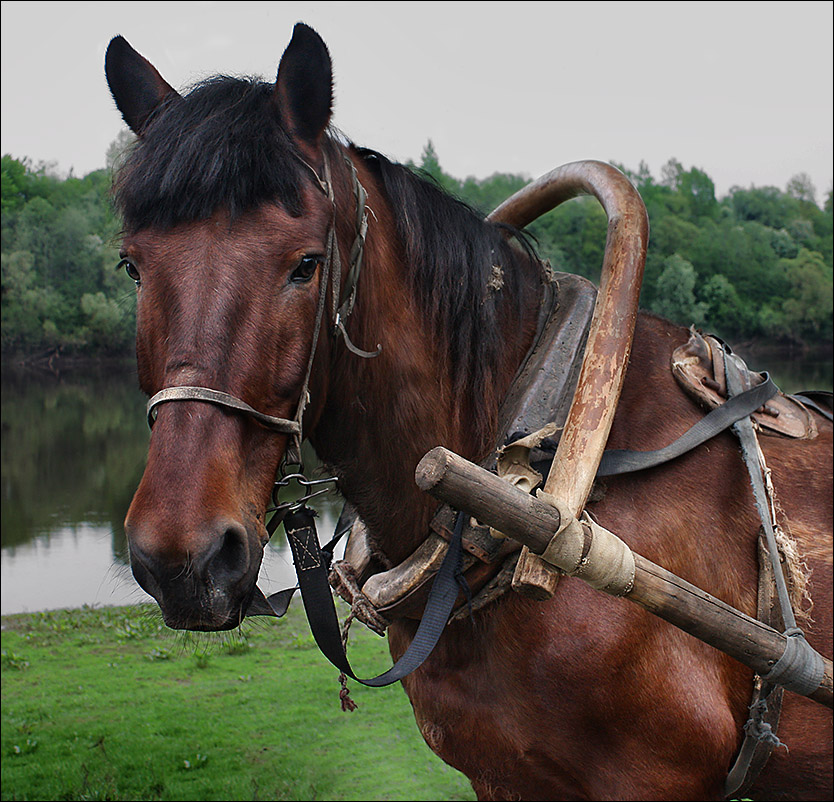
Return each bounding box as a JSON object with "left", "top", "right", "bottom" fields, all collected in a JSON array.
[
  {"left": 273, "top": 23, "right": 333, "bottom": 163},
  {"left": 105, "top": 36, "right": 178, "bottom": 135}
]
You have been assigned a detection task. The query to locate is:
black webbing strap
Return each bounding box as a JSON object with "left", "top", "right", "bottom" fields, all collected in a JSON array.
[
  {"left": 791, "top": 391, "right": 833, "bottom": 422},
  {"left": 274, "top": 505, "right": 465, "bottom": 686},
  {"left": 597, "top": 375, "right": 779, "bottom": 476},
  {"left": 723, "top": 352, "right": 825, "bottom": 796}
]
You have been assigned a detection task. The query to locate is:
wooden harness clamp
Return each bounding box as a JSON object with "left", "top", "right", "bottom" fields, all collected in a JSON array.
[{"left": 488, "top": 161, "right": 649, "bottom": 598}]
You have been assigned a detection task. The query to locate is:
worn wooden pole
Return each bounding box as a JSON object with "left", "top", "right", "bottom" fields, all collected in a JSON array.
[
  {"left": 416, "top": 446, "right": 833, "bottom": 709},
  {"left": 489, "top": 161, "right": 649, "bottom": 597}
]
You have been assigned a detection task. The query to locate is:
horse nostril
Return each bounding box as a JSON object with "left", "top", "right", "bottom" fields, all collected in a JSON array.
[{"left": 202, "top": 522, "right": 251, "bottom": 588}]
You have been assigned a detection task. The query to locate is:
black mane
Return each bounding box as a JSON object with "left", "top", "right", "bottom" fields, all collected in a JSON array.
[
  {"left": 113, "top": 76, "right": 308, "bottom": 231},
  {"left": 113, "top": 76, "right": 542, "bottom": 446},
  {"left": 354, "top": 148, "right": 541, "bottom": 444}
]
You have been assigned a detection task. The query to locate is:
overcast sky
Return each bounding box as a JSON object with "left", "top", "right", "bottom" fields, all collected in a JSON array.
[{"left": 2, "top": 1, "right": 832, "bottom": 201}]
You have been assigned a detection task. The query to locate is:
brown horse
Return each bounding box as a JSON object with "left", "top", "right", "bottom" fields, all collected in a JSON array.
[{"left": 105, "top": 24, "right": 832, "bottom": 801}]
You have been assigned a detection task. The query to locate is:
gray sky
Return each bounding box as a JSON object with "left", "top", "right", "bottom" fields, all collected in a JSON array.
[{"left": 2, "top": 1, "right": 832, "bottom": 201}]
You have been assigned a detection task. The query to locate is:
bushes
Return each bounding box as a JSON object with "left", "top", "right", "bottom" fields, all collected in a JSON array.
[
  {"left": 3, "top": 147, "right": 831, "bottom": 357},
  {"left": 434, "top": 147, "right": 832, "bottom": 347},
  {"left": 1, "top": 155, "right": 131, "bottom": 356}
]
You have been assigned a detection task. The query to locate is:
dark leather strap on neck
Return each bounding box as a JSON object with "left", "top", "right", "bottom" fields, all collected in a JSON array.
[{"left": 597, "top": 374, "right": 779, "bottom": 476}]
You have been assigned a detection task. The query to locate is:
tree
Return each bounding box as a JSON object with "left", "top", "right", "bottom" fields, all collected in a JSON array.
[
  {"left": 779, "top": 249, "right": 833, "bottom": 342},
  {"left": 106, "top": 129, "right": 136, "bottom": 174},
  {"left": 1, "top": 145, "right": 128, "bottom": 356},
  {"left": 786, "top": 172, "right": 817, "bottom": 205},
  {"left": 699, "top": 273, "right": 747, "bottom": 339},
  {"left": 80, "top": 292, "right": 135, "bottom": 352},
  {"left": 1, "top": 155, "right": 27, "bottom": 211},
  {"left": 729, "top": 185, "right": 798, "bottom": 229},
  {"left": 651, "top": 254, "right": 707, "bottom": 326},
  {"left": 679, "top": 167, "right": 717, "bottom": 220},
  {"left": 660, "top": 158, "right": 684, "bottom": 189}
]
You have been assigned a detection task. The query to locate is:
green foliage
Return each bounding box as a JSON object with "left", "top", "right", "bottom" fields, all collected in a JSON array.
[
  {"left": 421, "top": 145, "right": 832, "bottom": 347},
  {"left": 774, "top": 249, "right": 834, "bottom": 341},
  {"left": 653, "top": 254, "right": 708, "bottom": 325},
  {"left": 3, "top": 141, "right": 832, "bottom": 356},
  {"left": 1, "top": 154, "right": 129, "bottom": 357}
]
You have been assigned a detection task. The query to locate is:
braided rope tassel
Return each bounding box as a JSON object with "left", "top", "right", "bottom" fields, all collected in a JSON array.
[{"left": 338, "top": 612, "right": 358, "bottom": 712}]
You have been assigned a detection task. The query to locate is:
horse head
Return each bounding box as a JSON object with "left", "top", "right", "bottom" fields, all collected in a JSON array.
[{"left": 106, "top": 25, "right": 339, "bottom": 630}]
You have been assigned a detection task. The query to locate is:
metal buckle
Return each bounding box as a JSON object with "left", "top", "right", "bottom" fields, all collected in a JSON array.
[{"left": 268, "top": 472, "right": 338, "bottom": 517}]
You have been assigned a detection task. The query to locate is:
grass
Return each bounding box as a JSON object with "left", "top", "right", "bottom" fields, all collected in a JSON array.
[{"left": 1, "top": 603, "right": 476, "bottom": 801}]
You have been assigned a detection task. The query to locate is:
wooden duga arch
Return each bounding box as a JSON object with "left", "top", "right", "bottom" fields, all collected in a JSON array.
[{"left": 105, "top": 23, "right": 832, "bottom": 801}]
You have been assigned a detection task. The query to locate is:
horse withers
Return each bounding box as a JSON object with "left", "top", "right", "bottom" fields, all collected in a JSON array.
[{"left": 105, "top": 23, "right": 832, "bottom": 800}]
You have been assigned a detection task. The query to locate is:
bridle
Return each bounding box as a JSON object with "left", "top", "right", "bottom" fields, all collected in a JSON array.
[
  {"left": 140, "top": 148, "right": 466, "bottom": 688},
  {"left": 145, "top": 148, "right": 378, "bottom": 470}
]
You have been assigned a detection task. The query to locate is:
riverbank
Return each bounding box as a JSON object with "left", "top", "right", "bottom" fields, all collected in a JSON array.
[
  {"left": 1, "top": 603, "right": 474, "bottom": 801},
  {"left": 4, "top": 334, "right": 831, "bottom": 386}
]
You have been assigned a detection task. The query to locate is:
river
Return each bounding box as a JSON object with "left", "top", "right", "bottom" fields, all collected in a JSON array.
[
  {"left": 0, "top": 361, "right": 343, "bottom": 615},
  {"left": 1, "top": 348, "right": 831, "bottom": 615}
]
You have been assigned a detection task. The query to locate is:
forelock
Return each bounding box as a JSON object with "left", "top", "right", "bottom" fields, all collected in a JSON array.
[{"left": 113, "top": 76, "right": 307, "bottom": 231}]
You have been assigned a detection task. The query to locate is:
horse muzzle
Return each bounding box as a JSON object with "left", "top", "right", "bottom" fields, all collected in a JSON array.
[{"left": 126, "top": 517, "right": 265, "bottom": 631}]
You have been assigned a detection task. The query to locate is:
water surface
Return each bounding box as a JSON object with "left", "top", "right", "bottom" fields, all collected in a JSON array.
[
  {"left": 1, "top": 363, "right": 341, "bottom": 615},
  {"left": 1, "top": 347, "right": 830, "bottom": 615}
]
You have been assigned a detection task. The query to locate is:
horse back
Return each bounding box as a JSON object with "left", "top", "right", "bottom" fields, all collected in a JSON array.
[{"left": 600, "top": 312, "right": 832, "bottom": 800}]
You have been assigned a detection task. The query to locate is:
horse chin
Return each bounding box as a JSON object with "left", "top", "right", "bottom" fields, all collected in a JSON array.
[
  {"left": 133, "top": 567, "right": 259, "bottom": 632},
  {"left": 154, "top": 592, "right": 252, "bottom": 632}
]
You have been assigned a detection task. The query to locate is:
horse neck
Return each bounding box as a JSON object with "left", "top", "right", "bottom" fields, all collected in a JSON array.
[{"left": 310, "top": 154, "right": 542, "bottom": 565}]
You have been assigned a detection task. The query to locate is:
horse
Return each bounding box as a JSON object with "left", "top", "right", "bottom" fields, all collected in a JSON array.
[{"left": 105, "top": 23, "right": 832, "bottom": 801}]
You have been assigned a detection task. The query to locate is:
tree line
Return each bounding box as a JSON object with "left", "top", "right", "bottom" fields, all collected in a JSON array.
[
  {"left": 2, "top": 142, "right": 132, "bottom": 357},
  {"left": 2, "top": 140, "right": 831, "bottom": 358},
  {"left": 417, "top": 142, "right": 832, "bottom": 348}
]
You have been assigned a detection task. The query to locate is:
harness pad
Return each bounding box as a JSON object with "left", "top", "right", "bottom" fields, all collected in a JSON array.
[{"left": 672, "top": 328, "right": 818, "bottom": 439}]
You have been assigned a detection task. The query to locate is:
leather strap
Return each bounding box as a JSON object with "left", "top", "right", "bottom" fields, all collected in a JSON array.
[
  {"left": 792, "top": 392, "right": 834, "bottom": 422},
  {"left": 147, "top": 386, "right": 301, "bottom": 434},
  {"left": 277, "top": 505, "right": 465, "bottom": 686},
  {"left": 596, "top": 375, "right": 779, "bottom": 476}
]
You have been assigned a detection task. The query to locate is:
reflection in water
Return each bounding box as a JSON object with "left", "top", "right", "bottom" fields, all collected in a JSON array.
[
  {"left": 1, "top": 346, "right": 830, "bottom": 615},
  {"left": 733, "top": 347, "right": 833, "bottom": 396},
  {"left": 1, "top": 363, "right": 343, "bottom": 615},
  {"left": 1, "top": 523, "right": 149, "bottom": 614},
  {"left": 1, "top": 362, "right": 148, "bottom": 557}
]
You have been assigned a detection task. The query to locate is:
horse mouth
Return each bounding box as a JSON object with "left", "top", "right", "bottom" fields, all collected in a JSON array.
[
  {"left": 137, "top": 572, "right": 260, "bottom": 632},
  {"left": 156, "top": 595, "right": 249, "bottom": 631},
  {"left": 148, "top": 579, "right": 287, "bottom": 631},
  {"left": 127, "top": 521, "right": 269, "bottom": 631}
]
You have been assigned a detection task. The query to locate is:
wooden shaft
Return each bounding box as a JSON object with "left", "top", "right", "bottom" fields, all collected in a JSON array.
[
  {"left": 489, "top": 161, "right": 649, "bottom": 516},
  {"left": 416, "top": 446, "right": 833, "bottom": 708}
]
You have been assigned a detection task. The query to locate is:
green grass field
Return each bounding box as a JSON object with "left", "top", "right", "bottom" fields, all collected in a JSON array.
[{"left": 1, "top": 603, "right": 475, "bottom": 801}]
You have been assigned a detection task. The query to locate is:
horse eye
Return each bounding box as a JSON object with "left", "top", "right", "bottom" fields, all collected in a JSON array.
[
  {"left": 290, "top": 255, "right": 323, "bottom": 284},
  {"left": 117, "top": 258, "right": 141, "bottom": 284}
]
